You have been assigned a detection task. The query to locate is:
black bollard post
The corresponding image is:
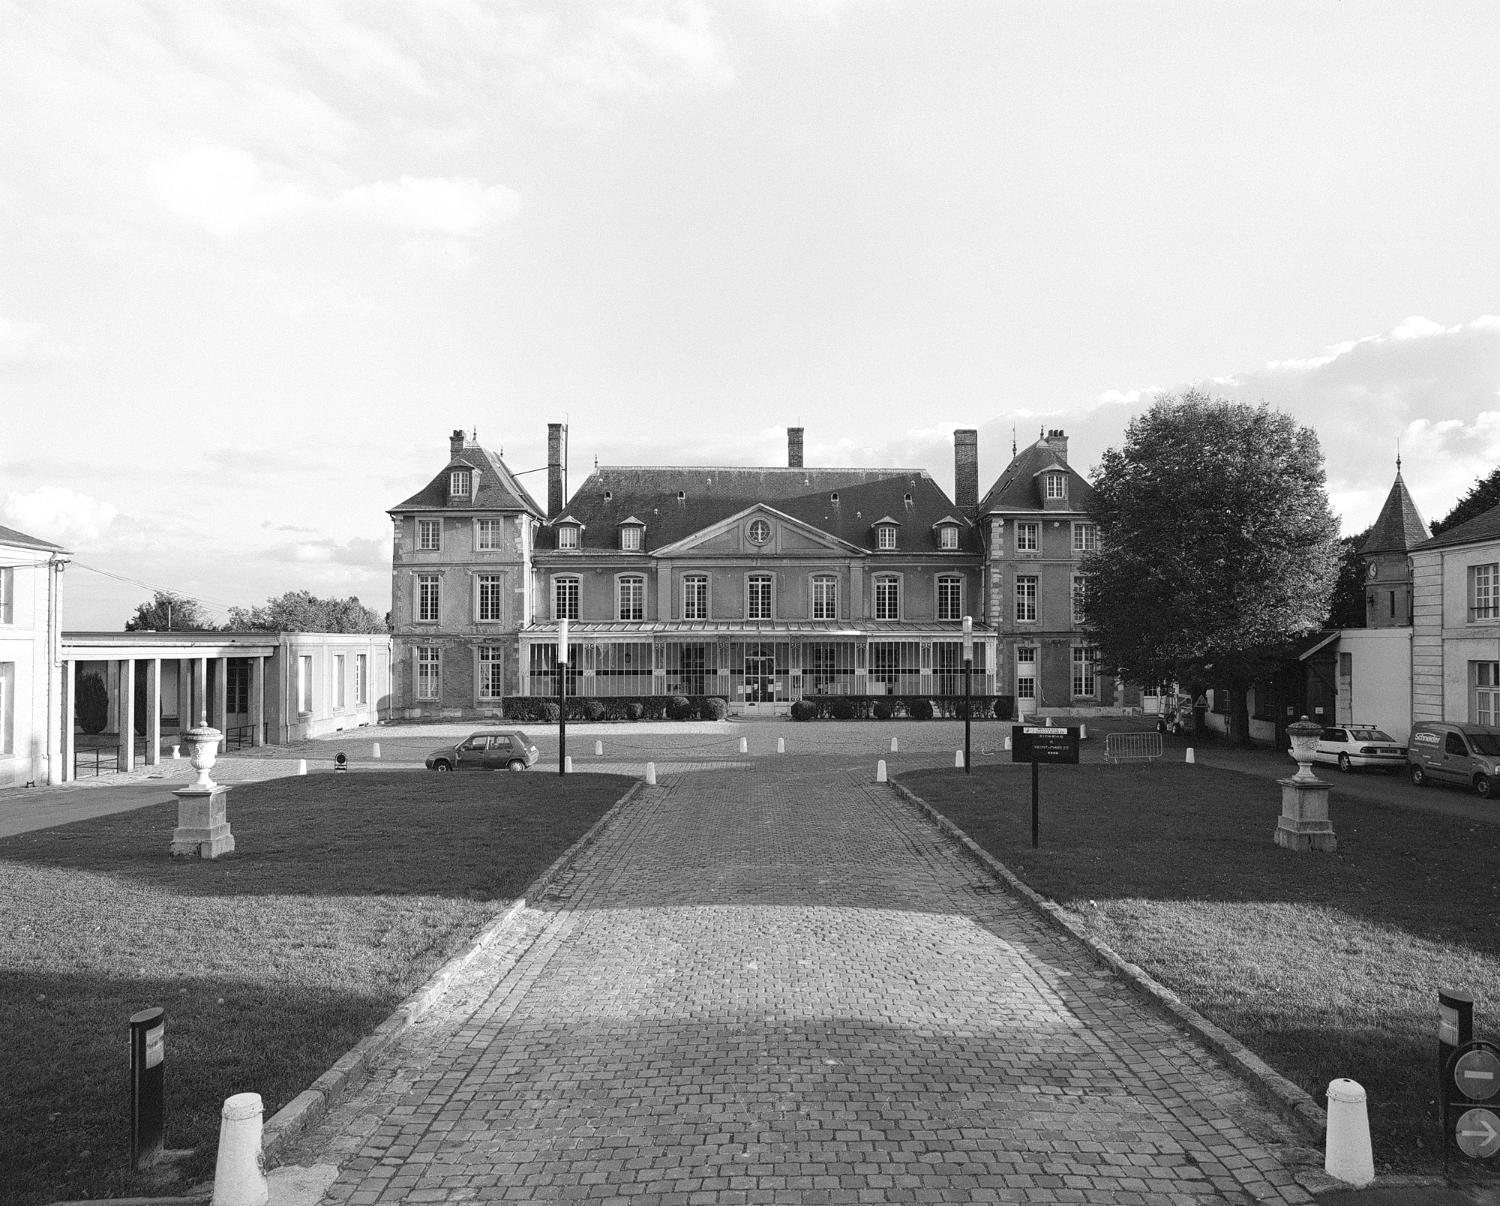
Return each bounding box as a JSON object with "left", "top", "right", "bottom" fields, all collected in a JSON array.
[{"left": 129, "top": 1007, "right": 165, "bottom": 1170}]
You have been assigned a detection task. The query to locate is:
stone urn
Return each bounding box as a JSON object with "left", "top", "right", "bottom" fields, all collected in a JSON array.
[
  {"left": 181, "top": 726, "right": 223, "bottom": 789},
  {"left": 1286, "top": 715, "right": 1324, "bottom": 784}
]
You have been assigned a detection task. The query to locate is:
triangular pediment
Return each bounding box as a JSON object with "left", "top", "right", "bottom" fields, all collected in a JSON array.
[{"left": 654, "top": 504, "right": 865, "bottom": 558}]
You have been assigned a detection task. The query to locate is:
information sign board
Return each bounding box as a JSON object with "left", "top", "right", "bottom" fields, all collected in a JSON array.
[{"left": 1011, "top": 726, "right": 1080, "bottom": 765}]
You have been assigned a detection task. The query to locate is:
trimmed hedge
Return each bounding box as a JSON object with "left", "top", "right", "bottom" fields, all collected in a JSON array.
[
  {"left": 499, "top": 695, "right": 729, "bottom": 722},
  {"left": 787, "top": 694, "right": 1009, "bottom": 721}
]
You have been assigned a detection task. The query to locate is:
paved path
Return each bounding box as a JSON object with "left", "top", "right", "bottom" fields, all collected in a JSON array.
[{"left": 284, "top": 757, "right": 1314, "bottom": 1205}]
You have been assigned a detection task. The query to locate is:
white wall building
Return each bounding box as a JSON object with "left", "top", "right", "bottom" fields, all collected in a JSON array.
[{"left": 0, "top": 524, "right": 70, "bottom": 787}]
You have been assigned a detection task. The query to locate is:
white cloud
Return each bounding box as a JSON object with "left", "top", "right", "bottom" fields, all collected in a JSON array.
[
  {"left": 1, "top": 486, "right": 119, "bottom": 549},
  {"left": 153, "top": 146, "right": 309, "bottom": 237},
  {"left": 334, "top": 175, "right": 520, "bottom": 236},
  {"left": 0, "top": 314, "right": 80, "bottom": 368}
]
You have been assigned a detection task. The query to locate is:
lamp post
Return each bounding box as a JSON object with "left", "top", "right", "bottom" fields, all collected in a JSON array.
[
  {"left": 557, "top": 617, "right": 568, "bottom": 776},
  {"left": 962, "top": 616, "right": 973, "bottom": 774}
]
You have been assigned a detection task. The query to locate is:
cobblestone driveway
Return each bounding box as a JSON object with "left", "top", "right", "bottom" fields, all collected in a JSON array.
[{"left": 292, "top": 758, "right": 1314, "bottom": 1205}]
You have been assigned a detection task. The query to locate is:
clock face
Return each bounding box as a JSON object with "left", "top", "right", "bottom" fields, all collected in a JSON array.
[
  {"left": 747, "top": 519, "right": 770, "bottom": 546},
  {"left": 1367, "top": 563, "right": 1378, "bottom": 580}
]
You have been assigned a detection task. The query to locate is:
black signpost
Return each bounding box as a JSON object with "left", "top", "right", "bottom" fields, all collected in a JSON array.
[
  {"left": 1011, "top": 725, "right": 1080, "bottom": 848},
  {"left": 129, "top": 1007, "right": 165, "bottom": 1170},
  {"left": 1436, "top": 989, "right": 1500, "bottom": 1172}
]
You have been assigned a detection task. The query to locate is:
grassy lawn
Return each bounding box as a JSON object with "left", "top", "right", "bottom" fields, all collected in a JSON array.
[
  {"left": 899, "top": 760, "right": 1500, "bottom": 1176},
  {"left": 0, "top": 770, "right": 633, "bottom": 1206},
  {"left": 900, "top": 762, "right": 1500, "bottom": 1176}
]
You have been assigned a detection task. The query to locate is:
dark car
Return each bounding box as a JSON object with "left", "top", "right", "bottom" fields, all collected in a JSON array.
[{"left": 425, "top": 730, "right": 539, "bottom": 772}]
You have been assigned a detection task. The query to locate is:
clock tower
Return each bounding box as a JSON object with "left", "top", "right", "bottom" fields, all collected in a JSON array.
[{"left": 1359, "top": 458, "right": 1430, "bottom": 628}]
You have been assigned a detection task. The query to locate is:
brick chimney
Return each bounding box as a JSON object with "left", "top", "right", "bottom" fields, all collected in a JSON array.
[
  {"left": 954, "top": 429, "right": 978, "bottom": 513},
  {"left": 547, "top": 423, "right": 568, "bottom": 518},
  {"left": 449, "top": 428, "right": 466, "bottom": 459},
  {"left": 788, "top": 427, "right": 804, "bottom": 469},
  {"left": 1045, "top": 428, "right": 1069, "bottom": 464}
]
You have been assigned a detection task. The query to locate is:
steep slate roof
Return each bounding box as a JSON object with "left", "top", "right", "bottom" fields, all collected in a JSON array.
[
  {"left": 389, "top": 444, "right": 544, "bottom": 516},
  {"left": 1413, "top": 500, "right": 1500, "bottom": 551},
  {"left": 543, "top": 466, "right": 978, "bottom": 553},
  {"left": 0, "top": 523, "right": 68, "bottom": 553},
  {"left": 976, "top": 438, "right": 1095, "bottom": 513},
  {"left": 1359, "top": 471, "right": 1430, "bottom": 555}
]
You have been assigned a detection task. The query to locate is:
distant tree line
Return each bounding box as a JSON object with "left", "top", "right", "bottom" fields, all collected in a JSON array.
[{"left": 125, "top": 589, "right": 387, "bottom": 633}]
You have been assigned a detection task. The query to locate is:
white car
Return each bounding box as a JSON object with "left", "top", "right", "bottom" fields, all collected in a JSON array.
[{"left": 1294, "top": 725, "right": 1407, "bottom": 774}]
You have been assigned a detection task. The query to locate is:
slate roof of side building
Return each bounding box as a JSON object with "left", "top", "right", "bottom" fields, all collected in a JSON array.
[
  {"left": 545, "top": 466, "right": 979, "bottom": 553},
  {"left": 1412, "top": 499, "right": 1500, "bottom": 551},
  {"left": 0, "top": 523, "right": 69, "bottom": 553},
  {"left": 389, "top": 444, "right": 544, "bottom": 516},
  {"left": 976, "top": 438, "right": 1095, "bottom": 513}
]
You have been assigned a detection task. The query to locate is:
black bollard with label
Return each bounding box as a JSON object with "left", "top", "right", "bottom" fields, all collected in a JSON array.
[{"left": 129, "top": 1007, "right": 165, "bottom": 1170}]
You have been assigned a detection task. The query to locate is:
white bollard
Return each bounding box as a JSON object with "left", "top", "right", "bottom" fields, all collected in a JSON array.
[
  {"left": 954, "top": 750, "right": 964, "bottom": 767},
  {"left": 1045, "top": 716, "right": 1053, "bottom": 727},
  {"left": 1004, "top": 736, "right": 1012, "bottom": 751},
  {"left": 372, "top": 742, "right": 381, "bottom": 759},
  {"left": 1079, "top": 724, "right": 1087, "bottom": 740},
  {"left": 171, "top": 745, "right": 181, "bottom": 760},
  {"left": 645, "top": 762, "right": 656, "bottom": 785},
  {"left": 1185, "top": 748, "right": 1195, "bottom": 764},
  {"left": 890, "top": 737, "right": 899, "bottom": 753},
  {"left": 1324, "top": 1079, "right": 1375, "bottom": 1186},
  {"left": 876, "top": 759, "right": 887, "bottom": 783},
  {"left": 739, "top": 737, "right": 748, "bottom": 754},
  {"left": 564, "top": 756, "right": 573, "bottom": 773},
  {"left": 595, "top": 740, "right": 603, "bottom": 756},
  {"left": 211, "top": 1092, "right": 269, "bottom": 1206},
  {"left": 297, "top": 759, "right": 307, "bottom": 776},
  {"left": 777, "top": 737, "right": 785, "bottom": 754}
]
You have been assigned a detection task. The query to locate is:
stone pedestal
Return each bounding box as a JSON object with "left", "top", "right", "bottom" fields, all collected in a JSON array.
[
  {"left": 1274, "top": 777, "right": 1337, "bottom": 852},
  {"left": 171, "top": 785, "right": 236, "bottom": 858}
]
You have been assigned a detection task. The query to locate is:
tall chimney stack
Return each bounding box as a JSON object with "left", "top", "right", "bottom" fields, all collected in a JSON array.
[
  {"left": 788, "top": 427, "right": 804, "bottom": 469},
  {"left": 1045, "top": 428, "right": 1069, "bottom": 464},
  {"left": 547, "top": 423, "right": 568, "bottom": 518},
  {"left": 450, "top": 429, "right": 466, "bottom": 459},
  {"left": 954, "top": 429, "right": 978, "bottom": 514}
]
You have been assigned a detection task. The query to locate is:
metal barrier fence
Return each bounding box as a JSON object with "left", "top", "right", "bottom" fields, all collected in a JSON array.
[{"left": 1103, "top": 731, "right": 1164, "bottom": 763}]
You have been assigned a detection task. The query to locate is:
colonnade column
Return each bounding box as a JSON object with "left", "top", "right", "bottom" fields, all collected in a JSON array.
[
  {"left": 213, "top": 657, "right": 228, "bottom": 750},
  {"left": 57, "top": 660, "right": 74, "bottom": 784},
  {"left": 119, "top": 658, "right": 136, "bottom": 773},
  {"left": 250, "top": 657, "right": 265, "bottom": 747},
  {"left": 145, "top": 658, "right": 161, "bottom": 766},
  {"left": 192, "top": 658, "right": 208, "bottom": 727}
]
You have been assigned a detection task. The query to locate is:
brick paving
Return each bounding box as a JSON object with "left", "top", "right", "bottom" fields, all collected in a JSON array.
[{"left": 284, "top": 755, "right": 1316, "bottom": 1205}]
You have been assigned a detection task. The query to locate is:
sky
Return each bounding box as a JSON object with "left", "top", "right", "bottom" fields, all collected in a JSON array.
[{"left": 5, "top": 1, "right": 1500, "bottom": 629}]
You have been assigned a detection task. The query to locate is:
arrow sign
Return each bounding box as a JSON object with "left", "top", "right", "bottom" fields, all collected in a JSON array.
[{"left": 1456, "top": 1108, "right": 1500, "bottom": 1159}]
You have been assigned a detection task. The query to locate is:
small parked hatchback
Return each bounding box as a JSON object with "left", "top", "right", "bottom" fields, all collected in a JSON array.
[
  {"left": 425, "top": 730, "right": 539, "bottom": 772},
  {"left": 1407, "top": 721, "right": 1500, "bottom": 798},
  {"left": 1299, "top": 724, "right": 1407, "bottom": 774}
]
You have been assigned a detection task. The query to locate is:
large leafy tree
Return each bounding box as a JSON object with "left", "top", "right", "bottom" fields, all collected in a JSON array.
[
  {"left": 1431, "top": 465, "right": 1500, "bottom": 535},
  {"left": 124, "top": 590, "right": 218, "bottom": 631},
  {"left": 1324, "top": 527, "right": 1371, "bottom": 630},
  {"left": 225, "top": 591, "right": 387, "bottom": 633},
  {"left": 1081, "top": 392, "right": 1340, "bottom": 743}
]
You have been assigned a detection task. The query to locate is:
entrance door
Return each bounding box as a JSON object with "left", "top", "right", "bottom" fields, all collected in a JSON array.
[{"left": 745, "top": 651, "right": 775, "bottom": 702}]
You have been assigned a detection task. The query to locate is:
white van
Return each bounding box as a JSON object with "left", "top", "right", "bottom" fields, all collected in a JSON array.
[{"left": 1406, "top": 721, "right": 1500, "bottom": 798}]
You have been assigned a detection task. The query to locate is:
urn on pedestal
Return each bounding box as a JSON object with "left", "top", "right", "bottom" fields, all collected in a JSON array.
[
  {"left": 1275, "top": 716, "right": 1336, "bottom": 852},
  {"left": 171, "top": 727, "right": 236, "bottom": 859}
]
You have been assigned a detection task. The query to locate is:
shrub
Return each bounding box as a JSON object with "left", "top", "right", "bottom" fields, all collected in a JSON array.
[
  {"left": 703, "top": 697, "right": 728, "bottom": 721},
  {"left": 909, "top": 697, "right": 934, "bottom": 721},
  {"left": 994, "top": 695, "right": 1014, "bottom": 720},
  {"left": 829, "top": 697, "right": 856, "bottom": 721},
  {"left": 872, "top": 700, "right": 894, "bottom": 721},
  {"left": 625, "top": 701, "right": 645, "bottom": 721},
  {"left": 667, "top": 694, "right": 694, "bottom": 721},
  {"left": 76, "top": 673, "right": 108, "bottom": 735},
  {"left": 537, "top": 701, "right": 561, "bottom": 723},
  {"left": 582, "top": 699, "right": 606, "bottom": 722},
  {"left": 790, "top": 700, "right": 817, "bottom": 722}
]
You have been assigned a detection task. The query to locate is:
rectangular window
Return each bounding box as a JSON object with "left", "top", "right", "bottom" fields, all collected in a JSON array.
[
  {"left": 1016, "top": 645, "right": 1037, "bottom": 703},
  {"left": 1015, "top": 575, "right": 1038, "bottom": 622},
  {"left": 1470, "top": 564, "right": 1499, "bottom": 622},
  {"left": 618, "top": 576, "right": 644, "bottom": 621},
  {"left": 0, "top": 662, "right": 13, "bottom": 754},
  {"left": 553, "top": 576, "right": 579, "bottom": 620},
  {"left": 874, "top": 576, "right": 901, "bottom": 621},
  {"left": 747, "top": 574, "right": 773, "bottom": 620},
  {"left": 355, "top": 653, "right": 368, "bottom": 706},
  {"left": 938, "top": 526, "right": 958, "bottom": 550},
  {"left": 1015, "top": 522, "right": 1039, "bottom": 552},
  {"left": 479, "top": 647, "right": 504, "bottom": 699},
  {"left": 297, "top": 655, "right": 314, "bottom": 713},
  {"left": 620, "top": 526, "right": 641, "bottom": 551},
  {"left": 477, "top": 574, "right": 504, "bottom": 622},
  {"left": 1045, "top": 473, "right": 1067, "bottom": 500},
  {"left": 557, "top": 525, "right": 579, "bottom": 550},
  {"left": 417, "top": 519, "right": 440, "bottom": 551},
  {"left": 333, "top": 654, "right": 346, "bottom": 709},
  {"left": 1474, "top": 662, "right": 1500, "bottom": 725},
  {"left": 476, "top": 518, "right": 503, "bottom": 550},
  {"left": 869, "top": 640, "right": 920, "bottom": 690},
  {"left": 1072, "top": 646, "right": 1097, "bottom": 698},
  {"left": 416, "top": 647, "right": 440, "bottom": 700},
  {"left": 1072, "top": 574, "right": 1086, "bottom": 624},
  {"left": 1072, "top": 522, "right": 1098, "bottom": 553},
  {"left": 936, "top": 575, "right": 963, "bottom": 621},
  {"left": 683, "top": 574, "right": 708, "bottom": 620},
  {"left": 416, "top": 573, "right": 440, "bottom": 621},
  {"left": 449, "top": 470, "right": 470, "bottom": 497},
  {"left": 812, "top": 575, "right": 838, "bottom": 620},
  {"left": 877, "top": 526, "right": 897, "bottom": 550}
]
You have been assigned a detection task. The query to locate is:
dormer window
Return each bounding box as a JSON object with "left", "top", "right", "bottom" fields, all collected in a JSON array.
[
  {"left": 1044, "top": 472, "right": 1067, "bottom": 500},
  {"left": 450, "top": 469, "right": 471, "bottom": 498},
  {"left": 619, "top": 520, "right": 644, "bottom": 552},
  {"left": 556, "top": 523, "right": 581, "bottom": 550},
  {"left": 938, "top": 524, "right": 959, "bottom": 550},
  {"left": 875, "top": 523, "right": 898, "bottom": 551}
]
